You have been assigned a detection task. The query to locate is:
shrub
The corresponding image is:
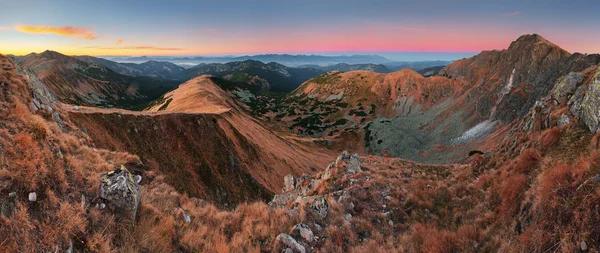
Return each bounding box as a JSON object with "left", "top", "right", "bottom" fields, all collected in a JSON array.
[
  {"left": 541, "top": 127, "right": 561, "bottom": 150},
  {"left": 512, "top": 148, "right": 541, "bottom": 174}
]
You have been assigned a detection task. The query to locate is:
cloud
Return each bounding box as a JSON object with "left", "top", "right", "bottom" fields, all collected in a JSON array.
[
  {"left": 83, "top": 45, "right": 184, "bottom": 51},
  {"left": 116, "top": 39, "right": 124, "bottom": 44},
  {"left": 0, "top": 26, "right": 12, "bottom": 31},
  {"left": 15, "top": 25, "right": 97, "bottom": 40},
  {"left": 503, "top": 11, "right": 521, "bottom": 17}
]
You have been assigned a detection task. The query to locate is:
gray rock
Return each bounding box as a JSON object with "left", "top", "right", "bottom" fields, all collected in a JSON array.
[
  {"left": 345, "top": 213, "right": 352, "bottom": 222},
  {"left": 285, "top": 248, "right": 293, "bottom": 253},
  {"left": 572, "top": 69, "right": 600, "bottom": 132},
  {"left": 66, "top": 239, "right": 73, "bottom": 253},
  {"left": 313, "top": 223, "right": 323, "bottom": 233},
  {"left": 291, "top": 223, "right": 315, "bottom": 243},
  {"left": 347, "top": 154, "right": 361, "bottom": 174},
  {"left": 581, "top": 240, "right": 588, "bottom": 251},
  {"left": 274, "top": 233, "right": 306, "bottom": 253},
  {"left": 557, "top": 114, "right": 570, "bottom": 128},
  {"left": 134, "top": 175, "right": 142, "bottom": 184},
  {"left": 336, "top": 151, "right": 350, "bottom": 164},
  {"left": 99, "top": 165, "right": 141, "bottom": 219},
  {"left": 284, "top": 174, "right": 296, "bottom": 192},
  {"left": 180, "top": 208, "right": 191, "bottom": 223},
  {"left": 8, "top": 192, "right": 16, "bottom": 198},
  {"left": 311, "top": 197, "right": 329, "bottom": 219},
  {"left": 28, "top": 192, "right": 37, "bottom": 202},
  {"left": 553, "top": 72, "right": 584, "bottom": 102}
]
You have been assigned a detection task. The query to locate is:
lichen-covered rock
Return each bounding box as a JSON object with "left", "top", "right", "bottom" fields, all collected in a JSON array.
[
  {"left": 552, "top": 72, "right": 583, "bottom": 102},
  {"left": 347, "top": 154, "right": 361, "bottom": 174},
  {"left": 557, "top": 114, "right": 570, "bottom": 128},
  {"left": 284, "top": 174, "right": 296, "bottom": 192},
  {"left": 99, "top": 165, "right": 141, "bottom": 219},
  {"left": 311, "top": 197, "right": 329, "bottom": 219},
  {"left": 569, "top": 84, "right": 586, "bottom": 116},
  {"left": 574, "top": 68, "right": 600, "bottom": 132},
  {"left": 290, "top": 223, "right": 315, "bottom": 243},
  {"left": 274, "top": 233, "right": 306, "bottom": 253}
]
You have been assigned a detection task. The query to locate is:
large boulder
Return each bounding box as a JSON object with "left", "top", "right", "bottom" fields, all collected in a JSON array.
[
  {"left": 274, "top": 233, "right": 306, "bottom": 253},
  {"left": 552, "top": 72, "right": 584, "bottom": 102},
  {"left": 99, "top": 165, "right": 141, "bottom": 219},
  {"left": 572, "top": 68, "right": 600, "bottom": 132},
  {"left": 290, "top": 223, "right": 315, "bottom": 243}
]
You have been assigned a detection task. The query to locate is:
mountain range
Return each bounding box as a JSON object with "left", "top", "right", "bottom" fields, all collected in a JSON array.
[{"left": 3, "top": 34, "right": 600, "bottom": 252}]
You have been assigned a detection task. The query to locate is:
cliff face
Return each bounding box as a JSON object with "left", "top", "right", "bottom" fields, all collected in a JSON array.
[{"left": 442, "top": 34, "right": 600, "bottom": 122}]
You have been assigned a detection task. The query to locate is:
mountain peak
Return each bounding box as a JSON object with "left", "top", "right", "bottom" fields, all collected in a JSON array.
[{"left": 508, "top": 34, "right": 566, "bottom": 53}]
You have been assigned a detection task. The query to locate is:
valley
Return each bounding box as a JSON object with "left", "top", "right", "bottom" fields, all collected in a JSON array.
[{"left": 2, "top": 30, "right": 600, "bottom": 252}]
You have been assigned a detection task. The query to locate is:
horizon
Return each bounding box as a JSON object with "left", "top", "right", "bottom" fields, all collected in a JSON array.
[{"left": 1, "top": 0, "right": 599, "bottom": 59}]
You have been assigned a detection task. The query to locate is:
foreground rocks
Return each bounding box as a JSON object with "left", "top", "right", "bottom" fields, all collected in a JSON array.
[{"left": 98, "top": 165, "right": 142, "bottom": 219}]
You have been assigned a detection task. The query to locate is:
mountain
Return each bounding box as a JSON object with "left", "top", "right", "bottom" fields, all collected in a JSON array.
[
  {"left": 3, "top": 34, "right": 600, "bottom": 252},
  {"left": 65, "top": 75, "right": 336, "bottom": 207},
  {"left": 264, "top": 34, "right": 600, "bottom": 163},
  {"left": 384, "top": 60, "right": 452, "bottom": 72},
  {"left": 417, "top": 65, "right": 446, "bottom": 77},
  {"left": 307, "top": 63, "right": 392, "bottom": 73},
  {"left": 76, "top": 56, "right": 186, "bottom": 80},
  {"left": 14, "top": 51, "right": 179, "bottom": 108},
  {"left": 182, "top": 60, "right": 324, "bottom": 92},
  {"left": 105, "top": 54, "right": 393, "bottom": 67}
]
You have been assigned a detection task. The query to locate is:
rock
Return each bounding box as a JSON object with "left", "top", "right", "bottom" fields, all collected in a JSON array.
[
  {"left": 28, "top": 192, "right": 37, "bottom": 202},
  {"left": 572, "top": 69, "right": 600, "bottom": 132},
  {"left": 552, "top": 72, "right": 583, "bottom": 102},
  {"left": 73, "top": 105, "right": 79, "bottom": 110},
  {"left": 344, "top": 213, "right": 352, "bottom": 222},
  {"left": 311, "top": 197, "right": 329, "bottom": 219},
  {"left": 347, "top": 154, "right": 361, "bottom": 174},
  {"left": 134, "top": 175, "right": 142, "bottom": 184},
  {"left": 581, "top": 240, "right": 588, "bottom": 251},
  {"left": 99, "top": 165, "right": 142, "bottom": 219},
  {"left": 568, "top": 84, "right": 586, "bottom": 113},
  {"left": 66, "top": 239, "right": 73, "bottom": 253},
  {"left": 284, "top": 174, "right": 296, "bottom": 192},
  {"left": 274, "top": 233, "right": 306, "bottom": 253},
  {"left": 348, "top": 202, "right": 355, "bottom": 210},
  {"left": 594, "top": 174, "right": 600, "bottom": 183},
  {"left": 8, "top": 192, "right": 16, "bottom": 198},
  {"left": 336, "top": 151, "right": 350, "bottom": 164},
  {"left": 180, "top": 208, "right": 191, "bottom": 223},
  {"left": 285, "top": 248, "right": 293, "bottom": 253},
  {"left": 291, "top": 223, "right": 315, "bottom": 243},
  {"left": 313, "top": 223, "right": 323, "bottom": 233},
  {"left": 557, "top": 114, "right": 570, "bottom": 128}
]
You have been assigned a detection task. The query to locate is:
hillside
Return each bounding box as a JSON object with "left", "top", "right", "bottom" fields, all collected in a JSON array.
[
  {"left": 262, "top": 34, "right": 600, "bottom": 163},
  {"left": 64, "top": 75, "right": 336, "bottom": 207},
  {"left": 182, "top": 60, "right": 324, "bottom": 93},
  {"left": 76, "top": 56, "right": 186, "bottom": 80},
  {"left": 15, "top": 51, "right": 179, "bottom": 108}
]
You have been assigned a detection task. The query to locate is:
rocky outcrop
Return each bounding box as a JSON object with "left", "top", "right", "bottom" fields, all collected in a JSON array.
[
  {"left": 552, "top": 72, "right": 584, "bottom": 102},
  {"left": 99, "top": 165, "right": 142, "bottom": 219},
  {"left": 572, "top": 68, "right": 600, "bottom": 132}
]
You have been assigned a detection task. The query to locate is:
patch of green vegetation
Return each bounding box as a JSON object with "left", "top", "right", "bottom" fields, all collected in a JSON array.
[{"left": 158, "top": 98, "right": 173, "bottom": 111}]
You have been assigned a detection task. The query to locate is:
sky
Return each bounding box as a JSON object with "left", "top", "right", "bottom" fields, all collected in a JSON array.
[{"left": 0, "top": 0, "right": 598, "bottom": 61}]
